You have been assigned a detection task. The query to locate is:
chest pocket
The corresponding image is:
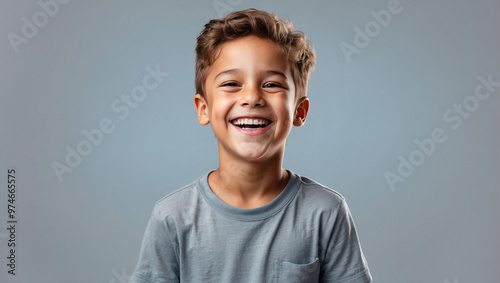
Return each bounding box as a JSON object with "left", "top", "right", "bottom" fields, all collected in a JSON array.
[{"left": 274, "top": 258, "right": 320, "bottom": 283}]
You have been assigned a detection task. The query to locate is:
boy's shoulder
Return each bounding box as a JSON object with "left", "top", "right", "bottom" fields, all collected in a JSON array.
[
  {"left": 293, "top": 172, "right": 347, "bottom": 211},
  {"left": 152, "top": 175, "right": 204, "bottom": 219},
  {"left": 296, "top": 174, "right": 344, "bottom": 198},
  {"left": 151, "top": 171, "right": 348, "bottom": 220}
]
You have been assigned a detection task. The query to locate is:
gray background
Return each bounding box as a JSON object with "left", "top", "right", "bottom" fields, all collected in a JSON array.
[{"left": 1, "top": 0, "right": 499, "bottom": 282}]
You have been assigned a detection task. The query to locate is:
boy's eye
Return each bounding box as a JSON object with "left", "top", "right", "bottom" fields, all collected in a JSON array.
[
  {"left": 221, "top": 82, "right": 239, "bottom": 87},
  {"left": 263, "top": 82, "right": 281, "bottom": 88}
]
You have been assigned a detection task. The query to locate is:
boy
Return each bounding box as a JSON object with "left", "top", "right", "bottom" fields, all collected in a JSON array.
[{"left": 130, "top": 8, "right": 372, "bottom": 283}]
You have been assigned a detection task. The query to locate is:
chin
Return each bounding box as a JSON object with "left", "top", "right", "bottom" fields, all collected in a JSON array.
[
  {"left": 239, "top": 151, "right": 268, "bottom": 162},
  {"left": 236, "top": 144, "right": 282, "bottom": 163}
]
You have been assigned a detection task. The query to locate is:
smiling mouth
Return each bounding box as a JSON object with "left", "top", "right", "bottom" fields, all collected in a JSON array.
[{"left": 230, "top": 118, "right": 272, "bottom": 129}]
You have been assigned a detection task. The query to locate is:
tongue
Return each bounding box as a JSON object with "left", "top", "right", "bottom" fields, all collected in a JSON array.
[{"left": 242, "top": 124, "right": 264, "bottom": 129}]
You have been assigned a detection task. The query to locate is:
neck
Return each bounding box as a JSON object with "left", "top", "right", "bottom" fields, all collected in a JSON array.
[{"left": 208, "top": 145, "right": 289, "bottom": 209}]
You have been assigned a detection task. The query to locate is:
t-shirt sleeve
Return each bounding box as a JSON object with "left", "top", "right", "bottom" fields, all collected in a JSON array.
[
  {"left": 130, "top": 206, "right": 180, "bottom": 283},
  {"left": 320, "top": 199, "right": 372, "bottom": 283}
]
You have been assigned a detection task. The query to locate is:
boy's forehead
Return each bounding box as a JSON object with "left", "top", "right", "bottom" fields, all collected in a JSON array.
[{"left": 208, "top": 35, "right": 291, "bottom": 78}]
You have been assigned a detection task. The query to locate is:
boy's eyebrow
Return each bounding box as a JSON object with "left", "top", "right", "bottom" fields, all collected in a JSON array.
[
  {"left": 214, "top": 69, "right": 241, "bottom": 81},
  {"left": 263, "top": 70, "right": 288, "bottom": 80},
  {"left": 214, "top": 69, "right": 288, "bottom": 80}
]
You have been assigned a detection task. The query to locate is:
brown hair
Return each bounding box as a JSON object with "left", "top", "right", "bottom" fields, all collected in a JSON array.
[{"left": 195, "top": 8, "right": 316, "bottom": 101}]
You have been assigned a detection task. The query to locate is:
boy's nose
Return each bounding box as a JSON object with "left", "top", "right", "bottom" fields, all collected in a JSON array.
[{"left": 240, "top": 86, "right": 265, "bottom": 107}]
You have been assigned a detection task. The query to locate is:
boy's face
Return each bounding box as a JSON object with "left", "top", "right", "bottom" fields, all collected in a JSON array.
[{"left": 194, "top": 35, "right": 309, "bottom": 163}]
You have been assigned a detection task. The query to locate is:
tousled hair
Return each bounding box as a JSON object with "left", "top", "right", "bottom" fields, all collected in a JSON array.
[{"left": 195, "top": 8, "right": 316, "bottom": 100}]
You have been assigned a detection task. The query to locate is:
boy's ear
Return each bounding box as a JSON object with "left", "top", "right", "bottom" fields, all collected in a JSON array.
[
  {"left": 293, "top": 97, "right": 310, "bottom": 127},
  {"left": 194, "top": 93, "right": 210, "bottom": 125}
]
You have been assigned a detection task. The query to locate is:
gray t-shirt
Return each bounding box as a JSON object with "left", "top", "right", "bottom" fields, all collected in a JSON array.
[{"left": 130, "top": 171, "right": 372, "bottom": 283}]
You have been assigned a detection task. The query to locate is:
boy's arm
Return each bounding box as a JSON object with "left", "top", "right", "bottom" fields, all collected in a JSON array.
[
  {"left": 320, "top": 199, "right": 372, "bottom": 283},
  {"left": 130, "top": 207, "right": 180, "bottom": 283}
]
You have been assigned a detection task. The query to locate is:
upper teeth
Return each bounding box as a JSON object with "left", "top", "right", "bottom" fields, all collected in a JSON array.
[{"left": 232, "top": 118, "right": 269, "bottom": 126}]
